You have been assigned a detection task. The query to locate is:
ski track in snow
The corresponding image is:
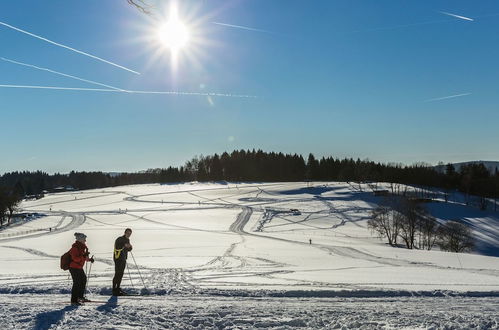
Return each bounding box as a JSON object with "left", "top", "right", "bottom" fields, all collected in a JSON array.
[
  {"left": 0, "top": 213, "right": 85, "bottom": 243},
  {"left": 27, "top": 192, "right": 121, "bottom": 208}
]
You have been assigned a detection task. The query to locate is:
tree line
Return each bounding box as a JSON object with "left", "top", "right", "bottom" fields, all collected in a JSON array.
[{"left": 1, "top": 150, "right": 498, "bottom": 227}]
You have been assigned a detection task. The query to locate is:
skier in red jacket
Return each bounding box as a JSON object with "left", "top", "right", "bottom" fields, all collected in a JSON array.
[{"left": 69, "top": 232, "right": 94, "bottom": 305}]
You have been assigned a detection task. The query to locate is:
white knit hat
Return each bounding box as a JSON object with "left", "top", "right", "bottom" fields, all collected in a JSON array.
[{"left": 74, "top": 232, "right": 87, "bottom": 241}]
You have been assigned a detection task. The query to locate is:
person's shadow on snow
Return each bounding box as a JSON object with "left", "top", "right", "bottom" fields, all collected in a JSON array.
[
  {"left": 34, "top": 304, "right": 79, "bottom": 330},
  {"left": 96, "top": 295, "right": 118, "bottom": 313}
]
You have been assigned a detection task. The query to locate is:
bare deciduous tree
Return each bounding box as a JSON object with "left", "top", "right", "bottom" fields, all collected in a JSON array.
[
  {"left": 397, "top": 199, "right": 422, "bottom": 249},
  {"left": 368, "top": 198, "right": 401, "bottom": 246},
  {"left": 0, "top": 186, "right": 21, "bottom": 227},
  {"left": 439, "top": 221, "right": 474, "bottom": 253},
  {"left": 369, "top": 206, "right": 392, "bottom": 245},
  {"left": 417, "top": 213, "right": 439, "bottom": 250},
  {"left": 370, "top": 196, "right": 441, "bottom": 251},
  {"left": 127, "top": 0, "right": 153, "bottom": 14}
]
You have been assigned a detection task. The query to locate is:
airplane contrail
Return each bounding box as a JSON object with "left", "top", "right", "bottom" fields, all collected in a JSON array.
[
  {"left": 349, "top": 12, "right": 481, "bottom": 34},
  {"left": 0, "top": 84, "right": 257, "bottom": 98},
  {"left": 439, "top": 11, "right": 474, "bottom": 21},
  {"left": 1, "top": 57, "right": 125, "bottom": 91},
  {"left": 212, "top": 22, "right": 273, "bottom": 34},
  {"left": 0, "top": 21, "right": 140, "bottom": 75},
  {"left": 424, "top": 93, "right": 471, "bottom": 102},
  {"left": 349, "top": 20, "right": 450, "bottom": 34}
]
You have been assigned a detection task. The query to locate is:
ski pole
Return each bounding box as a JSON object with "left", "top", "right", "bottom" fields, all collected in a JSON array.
[
  {"left": 126, "top": 261, "right": 135, "bottom": 290},
  {"left": 84, "top": 255, "right": 94, "bottom": 297},
  {"left": 130, "top": 251, "right": 147, "bottom": 291}
]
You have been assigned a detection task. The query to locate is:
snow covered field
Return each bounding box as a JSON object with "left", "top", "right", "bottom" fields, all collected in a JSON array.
[{"left": 1, "top": 182, "right": 498, "bottom": 329}]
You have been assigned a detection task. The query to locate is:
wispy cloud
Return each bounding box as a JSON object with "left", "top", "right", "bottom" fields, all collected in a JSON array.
[
  {"left": 1, "top": 57, "right": 125, "bottom": 91},
  {"left": 439, "top": 11, "right": 474, "bottom": 22},
  {"left": 0, "top": 20, "right": 140, "bottom": 75},
  {"left": 424, "top": 93, "right": 471, "bottom": 102},
  {"left": 0, "top": 84, "right": 257, "bottom": 98},
  {"left": 212, "top": 22, "right": 273, "bottom": 34}
]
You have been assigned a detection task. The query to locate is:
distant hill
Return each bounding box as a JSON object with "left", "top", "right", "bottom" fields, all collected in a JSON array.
[{"left": 435, "top": 161, "right": 499, "bottom": 174}]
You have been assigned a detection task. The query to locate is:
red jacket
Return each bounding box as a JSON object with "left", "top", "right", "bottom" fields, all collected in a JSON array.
[{"left": 69, "top": 241, "right": 89, "bottom": 269}]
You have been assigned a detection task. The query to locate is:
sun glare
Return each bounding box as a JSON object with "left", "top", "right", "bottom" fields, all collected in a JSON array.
[
  {"left": 157, "top": 8, "right": 190, "bottom": 52},
  {"left": 142, "top": 1, "right": 207, "bottom": 72}
]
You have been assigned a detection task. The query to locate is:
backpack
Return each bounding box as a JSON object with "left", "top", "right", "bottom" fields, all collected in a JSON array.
[{"left": 60, "top": 250, "right": 72, "bottom": 270}]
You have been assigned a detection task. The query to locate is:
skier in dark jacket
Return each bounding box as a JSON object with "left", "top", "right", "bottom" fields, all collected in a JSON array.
[
  {"left": 69, "top": 232, "right": 94, "bottom": 305},
  {"left": 112, "top": 228, "right": 133, "bottom": 295}
]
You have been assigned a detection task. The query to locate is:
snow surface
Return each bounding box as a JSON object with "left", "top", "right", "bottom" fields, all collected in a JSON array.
[{"left": 1, "top": 182, "right": 498, "bottom": 329}]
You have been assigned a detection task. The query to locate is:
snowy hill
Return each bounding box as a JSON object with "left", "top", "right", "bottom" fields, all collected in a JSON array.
[{"left": 1, "top": 182, "right": 498, "bottom": 328}]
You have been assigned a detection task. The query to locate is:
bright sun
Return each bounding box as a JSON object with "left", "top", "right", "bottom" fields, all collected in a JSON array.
[
  {"left": 148, "top": 2, "right": 201, "bottom": 70},
  {"left": 157, "top": 11, "right": 190, "bottom": 52}
]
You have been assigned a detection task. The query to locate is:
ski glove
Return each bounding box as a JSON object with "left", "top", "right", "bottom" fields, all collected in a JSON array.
[{"left": 89, "top": 257, "right": 95, "bottom": 263}]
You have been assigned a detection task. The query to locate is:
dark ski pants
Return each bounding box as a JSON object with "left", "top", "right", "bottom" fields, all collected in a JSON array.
[
  {"left": 113, "top": 259, "right": 126, "bottom": 290},
  {"left": 69, "top": 268, "right": 87, "bottom": 303}
]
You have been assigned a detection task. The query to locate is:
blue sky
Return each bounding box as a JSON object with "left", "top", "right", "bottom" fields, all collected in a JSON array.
[{"left": 1, "top": 0, "right": 498, "bottom": 173}]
